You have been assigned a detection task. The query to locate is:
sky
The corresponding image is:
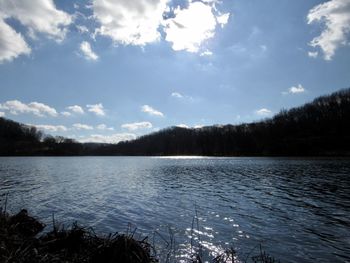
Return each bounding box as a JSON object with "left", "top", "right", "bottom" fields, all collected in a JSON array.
[{"left": 0, "top": 0, "right": 350, "bottom": 143}]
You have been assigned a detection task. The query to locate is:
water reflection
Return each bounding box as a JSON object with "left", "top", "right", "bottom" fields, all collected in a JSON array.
[{"left": 0, "top": 157, "right": 349, "bottom": 262}]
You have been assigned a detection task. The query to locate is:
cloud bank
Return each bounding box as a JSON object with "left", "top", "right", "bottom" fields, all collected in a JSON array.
[{"left": 78, "top": 133, "right": 136, "bottom": 144}]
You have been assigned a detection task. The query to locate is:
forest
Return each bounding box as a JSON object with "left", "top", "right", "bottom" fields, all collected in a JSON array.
[{"left": 1, "top": 88, "right": 350, "bottom": 156}]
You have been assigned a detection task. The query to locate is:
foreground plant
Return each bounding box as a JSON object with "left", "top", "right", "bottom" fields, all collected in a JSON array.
[
  {"left": 0, "top": 208, "right": 280, "bottom": 263},
  {"left": 0, "top": 209, "right": 157, "bottom": 263}
]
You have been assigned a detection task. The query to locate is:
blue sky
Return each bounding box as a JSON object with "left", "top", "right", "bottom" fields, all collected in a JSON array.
[{"left": 0, "top": 0, "right": 350, "bottom": 143}]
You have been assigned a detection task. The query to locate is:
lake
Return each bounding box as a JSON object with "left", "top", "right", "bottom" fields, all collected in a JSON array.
[{"left": 0, "top": 157, "right": 349, "bottom": 262}]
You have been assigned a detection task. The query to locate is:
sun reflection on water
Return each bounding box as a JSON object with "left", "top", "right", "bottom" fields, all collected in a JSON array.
[{"left": 155, "top": 156, "right": 210, "bottom": 159}]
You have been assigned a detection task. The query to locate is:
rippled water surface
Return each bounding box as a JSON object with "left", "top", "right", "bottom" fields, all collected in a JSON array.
[{"left": 0, "top": 157, "right": 349, "bottom": 262}]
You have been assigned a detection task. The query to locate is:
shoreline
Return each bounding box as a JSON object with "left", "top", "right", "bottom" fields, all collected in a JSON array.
[
  {"left": 0, "top": 209, "right": 280, "bottom": 263},
  {"left": 1, "top": 155, "right": 350, "bottom": 159},
  {"left": 0, "top": 209, "right": 157, "bottom": 263}
]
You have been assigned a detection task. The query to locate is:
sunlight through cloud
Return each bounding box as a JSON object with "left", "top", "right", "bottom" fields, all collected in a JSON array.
[
  {"left": 164, "top": 2, "right": 217, "bottom": 52},
  {"left": 93, "top": 0, "right": 168, "bottom": 46}
]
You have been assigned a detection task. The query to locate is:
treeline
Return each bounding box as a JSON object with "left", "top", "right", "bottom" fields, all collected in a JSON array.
[
  {"left": 96, "top": 88, "right": 350, "bottom": 156},
  {"left": 0, "top": 118, "right": 83, "bottom": 155},
  {"left": 1, "top": 88, "right": 350, "bottom": 156}
]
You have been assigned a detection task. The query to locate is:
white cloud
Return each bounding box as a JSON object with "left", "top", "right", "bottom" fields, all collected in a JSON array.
[
  {"left": 0, "top": 0, "right": 72, "bottom": 63},
  {"left": 76, "top": 25, "right": 89, "bottom": 34},
  {"left": 163, "top": 2, "right": 229, "bottom": 52},
  {"left": 0, "top": 100, "right": 27, "bottom": 115},
  {"left": 67, "top": 105, "right": 84, "bottom": 114},
  {"left": 92, "top": 0, "right": 230, "bottom": 52},
  {"left": 61, "top": 111, "right": 72, "bottom": 117},
  {"left": 121, "top": 121, "right": 153, "bottom": 131},
  {"left": 0, "top": 19, "right": 31, "bottom": 63},
  {"left": 217, "top": 13, "right": 230, "bottom": 28},
  {"left": 73, "top": 123, "right": 94, "bottom": 130},
  {"left": 200, "top": 50, "right": 213, "bottom": 56},
  {"left": 176, "top": 124, "right": 189, "bottom": 128},
  {"left": 0, "top": 111, "right": 5, "bottom": 117},
  {"left": 0, "top": 0, "right": 231, "bottom": 62},
  {"left": 0, "top": 100, "right": 57, "bottom": 117},
  {"left": 289, "top": 84, "right": 305, "bottom": 94},
  {"left": 0, "top": 0, "right": 72, "bottom": 41},
  {"left": 78, "top": 133, "right": 136, "bottom": 144},
  {"left": 201, "top": 0, "right": 220, "bottom": 3},
  {"left": 308, "top": 51, "right": 318, "bottom": 58},
  {"left": 256, "top": 108, "right": 272, "bottom": 116},
  {"left": 87, "top": 103, "right": 105, "bottom": 116},
  {"left": 29, "top": 102, "right": 58, "bottom": 117},
  {"left": 96, "top": 124, "right": 114, "bottom": 131},
  {"left": 93, "top": 0, "right": 168, "bottom": 46},
  {"left": 80, "top": 41, "right": 98, "bottom": 61},
  {"left": 141, "top": 105, "right": 164, "bottom": 117},
  {"left": 33, "top": 124, "right": 68, "bottom": 132},
  {"left": 307, "top": 0, "right": 350, "bottom": 60},
  {"left": 171, "top": 92, "right": 183, "bottom": 98},
  {"left": 171, "top": 91, "right": 195, "bottom": 102}
]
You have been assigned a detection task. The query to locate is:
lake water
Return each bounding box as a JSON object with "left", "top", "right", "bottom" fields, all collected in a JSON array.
[{"left": 0, "top": 157, "right": 349, "bottom": 262}]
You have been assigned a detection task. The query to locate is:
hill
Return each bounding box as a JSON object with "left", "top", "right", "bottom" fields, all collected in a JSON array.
[
  {"left": 1, "top": 88, "right": 350, "bottom": 156},
  {"left": 0, "top": 118, "right": 82, "bottom": 156},
  {"left": 96, "top": 88, "right": 350, "bottom": 156}
]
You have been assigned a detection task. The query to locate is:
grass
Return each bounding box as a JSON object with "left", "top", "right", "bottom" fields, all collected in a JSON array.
[
  {"left": 0, "top": 204, "right": 280, "bottom": 263},
  {"left": 0, "top": 208, "right": 157, "bottom": 263}
]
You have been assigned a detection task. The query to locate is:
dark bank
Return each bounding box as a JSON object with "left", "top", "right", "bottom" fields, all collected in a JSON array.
[
  {"left": 1, "top": 88, "right": 350, "bottom": 157},
  {"left": 1, "top": 209, "right": 280, "bottom": 263}
]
